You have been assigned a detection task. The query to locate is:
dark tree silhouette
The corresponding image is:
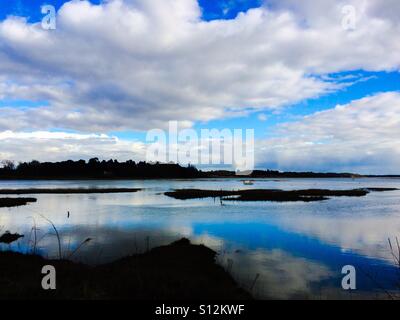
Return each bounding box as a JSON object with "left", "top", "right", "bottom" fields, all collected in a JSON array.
[
  {"left": 0, "top": 159, "right": 203, "bottom": 179},
  {"left": 0, "top": 158, "right": 362, "bottom": 179}
]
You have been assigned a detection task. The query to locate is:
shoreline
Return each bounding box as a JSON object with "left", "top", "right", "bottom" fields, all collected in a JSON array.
[
  {"left": 1, "top": 176, "right": 400, "bottom": 181},
  {"left": 0, "top": 188, "right": 142, "bottom": 195}
]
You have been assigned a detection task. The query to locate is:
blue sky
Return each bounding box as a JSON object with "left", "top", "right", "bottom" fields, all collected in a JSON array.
[
  {"left": 0, "top": 0, "right": 399, "bottom": 173},
  {"left": 197, "top": 70, "right": 400, "bottom": 139},
  {"left": 0, "top": 0, "right": 261, "bottom": 21}
]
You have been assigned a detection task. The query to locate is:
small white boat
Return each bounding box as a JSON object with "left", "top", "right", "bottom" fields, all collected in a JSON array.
[{"left": 243, "top": 180, "right": 254, "bottom": 185}]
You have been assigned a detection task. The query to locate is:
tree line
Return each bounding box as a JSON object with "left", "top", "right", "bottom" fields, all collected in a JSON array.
[
  {"left": 0, "top": 159, "right": 361, "bottom": 179},
  {"left": 0, "top": 159, "right": 203, "bottom": 179}
]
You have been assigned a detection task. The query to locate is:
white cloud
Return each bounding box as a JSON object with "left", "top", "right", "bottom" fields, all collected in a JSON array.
[
  {"left": 0, "top": 130, "right": 146, "bottom": 162},
  {"left": 0, "top": 0, "right": 398, "bottom": 132},
  {"left": 0, "top": 0, "right": 399, "bottom": 172},
  {"left": 2, "top": 91, "right": 400, "bottom": 174},
  {"left": 257, "top": 92, "right": 400, "bottom": 174}
]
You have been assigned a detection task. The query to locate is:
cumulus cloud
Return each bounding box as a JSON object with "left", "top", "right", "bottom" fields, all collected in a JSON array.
[
  {"left": 0, "top": 0, "right": 399, "bottom": 132},
  {"left": 0, "top": 130, "right": 146, "bottom": 162},
  {"left": 2, "top": 91, "right": 400, "bottom": 174},
  {"left": 0, "top": 0, "right": 399, "bottom": 172},
  {"left": 257, "top": 92, "right": 400, "bottom": 174}
]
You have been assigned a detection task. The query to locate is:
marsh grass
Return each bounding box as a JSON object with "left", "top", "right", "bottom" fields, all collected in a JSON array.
[
  {"left": 40, "top": 214, "right": 62, "bottom": 259},
  {"left": 388, "top": 237, "right": 400, "bottom": 267},
  {"left": 359, "top": 237, "right": 400, "bottom": 300},
  {"left": 0, "top": 213, "right": 94, "bottom": 261}
]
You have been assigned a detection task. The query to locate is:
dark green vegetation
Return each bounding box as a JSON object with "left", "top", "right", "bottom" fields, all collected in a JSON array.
[
  {"left": 0, "top": 238, "right": 250, "bottom": 300},
  {"left": 165, "top": 188, "right": 398, "bottom": 202},
  {"left": 0, "top": 159, "right": 384, "bottom": 180},
  {"left": 0, "top": 159, "right": 202, "bottom": 179},
  {"left": 0, "top": 197, "right": 37, "bottom": 208},
  {"left": 0, "top": 188, "right": 141, "bottom": 195}
]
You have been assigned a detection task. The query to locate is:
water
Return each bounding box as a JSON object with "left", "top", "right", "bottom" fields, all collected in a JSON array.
[{"left": 1, "top": 178, "right": 400, "bottom": 299}]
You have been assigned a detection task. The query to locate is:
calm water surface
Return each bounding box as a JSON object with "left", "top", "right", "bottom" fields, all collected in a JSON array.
[{"left": 1, "top": 178, "right": 400, "bottom": 299}]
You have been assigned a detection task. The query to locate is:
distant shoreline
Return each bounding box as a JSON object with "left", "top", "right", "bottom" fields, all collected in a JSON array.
[
  {"left": 1, "top": 159, "right": 399, "bottom": 180},
  {"left": 1, "top": 176, "right": 400, "bottom": 181}
]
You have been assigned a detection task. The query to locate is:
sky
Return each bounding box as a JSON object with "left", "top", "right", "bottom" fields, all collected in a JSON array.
[{"left": 0, "top": 0, "right": 399, "bottom": 174}]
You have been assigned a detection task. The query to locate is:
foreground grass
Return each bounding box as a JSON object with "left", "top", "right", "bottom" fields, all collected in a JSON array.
[{"left": 0, "top": 238, "right": 251, "bottom": 300}]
